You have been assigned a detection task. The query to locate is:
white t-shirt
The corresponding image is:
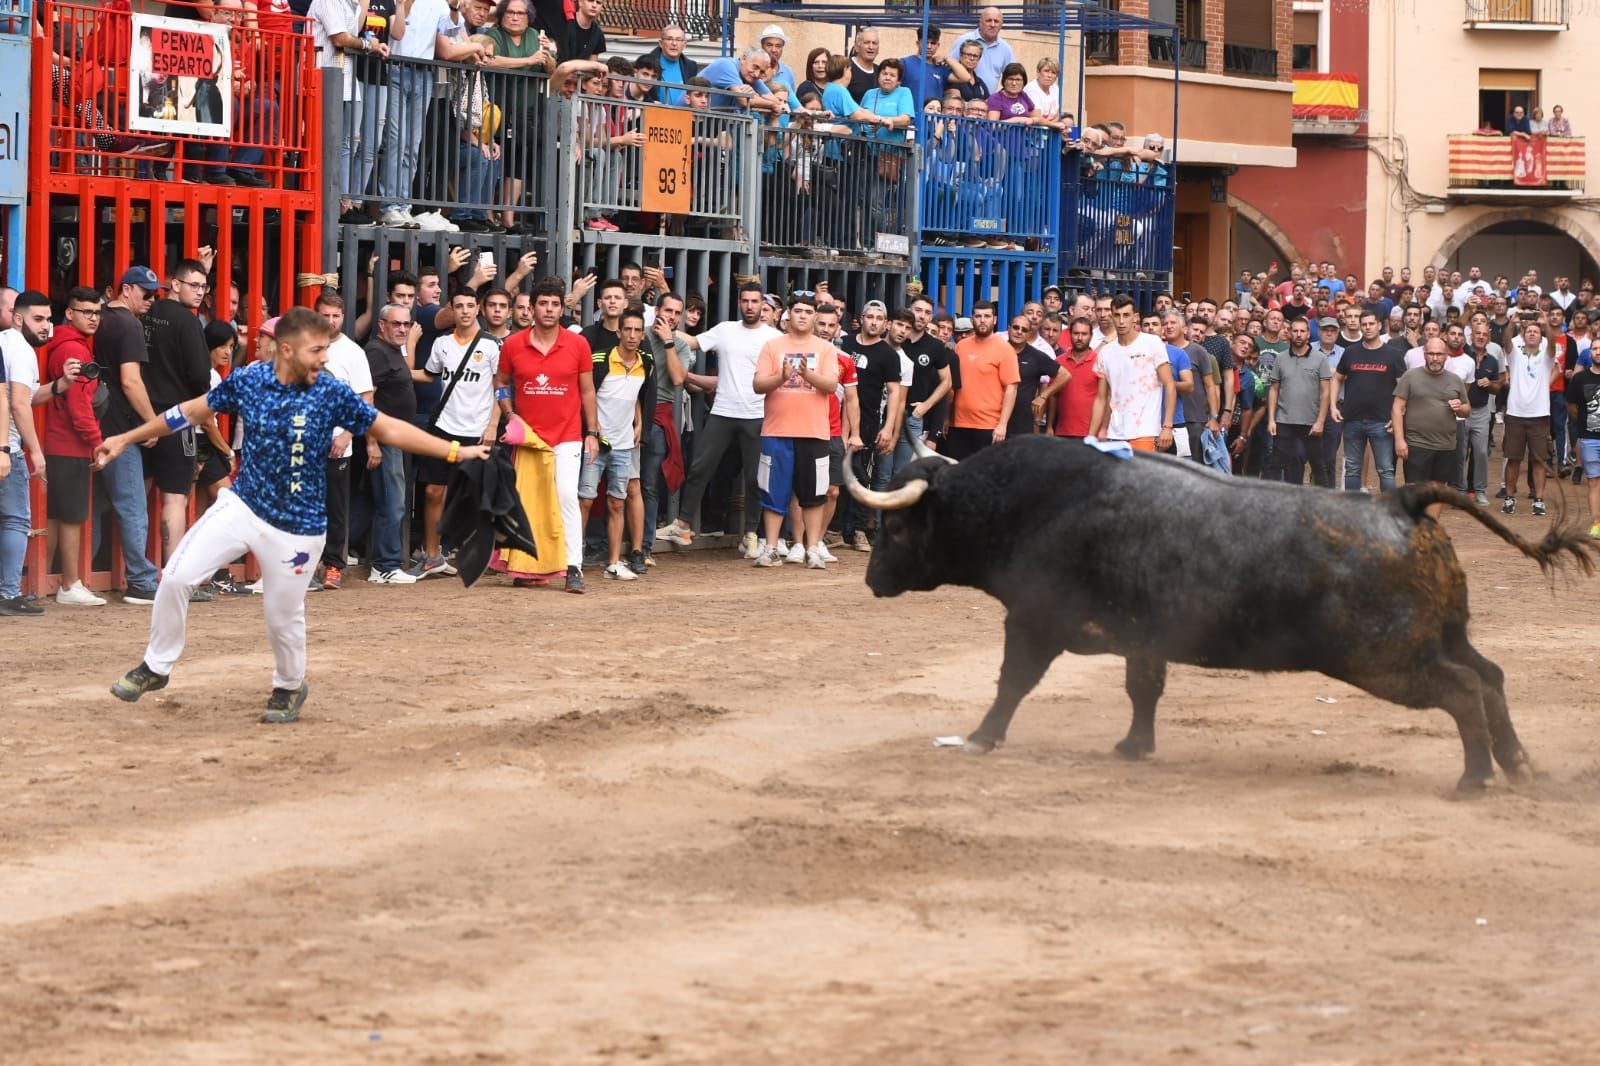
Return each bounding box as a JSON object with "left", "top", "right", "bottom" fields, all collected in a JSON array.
[
  {"left": 1022, "top": 80, "right": 1059, "bottom": 117},
  {"left": 1503, "top": 339, "right": 1555, "bottom": 419},
  {"left": 593, "top": 349, "right": 648, "bottom": 450},
  {"left": 698, "top": 321, "right": 782, "bottom": 420},
  {"left": 1, "top": 329, "right": 41, "bottom": 453},
  {"left": 326, "top": 334, "right": 376, "bottom": 457},
  {"left": 392, "top": 0, "right": 453, "bottom": 59},
  {"left": 426, "top": 330, "right": 501, "bottom": 438},
  {"left": 1093, "top": 331, "right": 1171, "bottom": 441},
  {"left": 308, "top": 0, "right": 361, "bottom": 100}
]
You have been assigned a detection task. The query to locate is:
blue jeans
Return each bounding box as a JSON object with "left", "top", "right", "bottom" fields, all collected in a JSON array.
[
  {"left": 0, "top": 453, "right": 29, "bottom": 599},
  {"left": 455, "top": 143, "right": 502, "bottom": 221},
  {"left": 94, "top": 445, "right": 161, "bottom": 590},
  {"left": 893, "top": 412, "right": 925, "bottom": 474},
  {"left": 1342, "top": 418, "right": 1396, "bottom": 492},
  {"left": 368, "top": 444, "right": 407, "bottom": 571},
  {"left": 381, "top": 64, "right": 430, "bottom": 213},
  {"left": 641, "top": 419, "right": 669, "bottom": 542}
]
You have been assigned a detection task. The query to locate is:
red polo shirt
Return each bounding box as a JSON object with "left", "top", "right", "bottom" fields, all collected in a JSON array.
[
  {"left": 829, "top": 348, "right": 857, "bottom": 438},
  {"left": 1054, "top": 347, "right": 1101, "bottom": 437},
  {"left": 500, "top": 326, "right": 592, "bottom": 445}
]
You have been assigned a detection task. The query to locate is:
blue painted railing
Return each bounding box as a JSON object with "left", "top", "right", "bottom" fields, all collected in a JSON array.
[
  {"left": 1059, "top": 166, "right": 1176, "bottom": 277},
  {"left": 917, "top": 113, "right": 1061, "bottom": 245}
]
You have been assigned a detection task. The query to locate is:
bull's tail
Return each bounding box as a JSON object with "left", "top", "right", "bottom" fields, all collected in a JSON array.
[{"left": 1395, "top": 484, "right": 1598, "bottom": 577}]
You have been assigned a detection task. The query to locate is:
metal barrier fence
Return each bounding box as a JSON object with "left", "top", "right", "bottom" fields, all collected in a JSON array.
[
  {"left": 333, "top": 55, "right": 550, "bottom": 228},
  {"left": 33, "top": 0, "right": 315, "bottom": 189},
  {"left": 600, "top": 0, "right": 724, "bottom": 38},
  {"left": 921, "top": 247, "right": 1057, "bottom": 322},
  {"left": 554, "top": 92, "right": 755, "bottom": 233},
  {"left": 0, "top": 0, "right": 32, "bottom": 35},
  {"left": 917, "top": 113, "right": 1061, "bottom": 245},
  {"left": 1060, "top": 170, "right": 1176, "bottom": 277},
  {"left": 758, "top": 124, "right": 915, "bottom": 259}
]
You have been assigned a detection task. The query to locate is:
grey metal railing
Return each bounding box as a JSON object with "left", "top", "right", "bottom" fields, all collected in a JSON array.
[
  {"left": 1464, "top": 0, "right": 1568, "bottom": 24},
  {"left": 334, "top": 53, "right": 550, "bottom": 227},
  {"left": 758, "top": 124, "right": 916, "bottom": 258},
  {"left": 563, "top": 91, "right": 753, "bottom": 225}
]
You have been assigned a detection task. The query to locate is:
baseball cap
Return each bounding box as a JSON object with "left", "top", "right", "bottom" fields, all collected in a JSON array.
[
  {"left": 763, "top": 293, "right": 782, "bottom": 309},
  {"left": 259, "top": 316, "right": 281, "bottom": 338},
  {"left": 121, "top": 265, "right": 161, "bottom": 291},
  {"left": 1317, "top": 317, "right": 1339, "bottom": 330},
  {"left": 758, "top": 23, "right": 786, "bottom": 43},
  {"left": 863, "top": 299, "right": 888, "bottom": 315},
  {"left": 954, "top": 316, "right": 974, "bottom": 332},
  {"left": 1043, "top": 284, "right": 1064, "bottom": 297}
]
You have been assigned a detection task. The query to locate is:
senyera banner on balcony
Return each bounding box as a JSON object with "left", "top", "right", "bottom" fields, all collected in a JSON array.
[{"left": 127, "top": 13, "right": 233, "bottom": 138}]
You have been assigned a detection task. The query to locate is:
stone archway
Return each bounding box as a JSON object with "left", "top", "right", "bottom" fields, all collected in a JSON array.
[
  {"left": 1228, "top": 195, "right": 1303, "bottom": 274},
  {"left": 1431, "top": 207, "right": 1600, "bottom": 270}
]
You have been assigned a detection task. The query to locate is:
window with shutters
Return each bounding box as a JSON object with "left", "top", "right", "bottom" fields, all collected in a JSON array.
[{"left": 1223, "top": 0, "right": 1277, "bottom": 78}]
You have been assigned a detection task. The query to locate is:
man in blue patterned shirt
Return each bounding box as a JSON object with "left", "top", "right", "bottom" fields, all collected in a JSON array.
[{"left": 94, "top": 308, "right": 490, "bottom": 723}]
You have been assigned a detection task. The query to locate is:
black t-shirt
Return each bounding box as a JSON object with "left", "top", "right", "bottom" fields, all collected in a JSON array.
[
  {"left": 1280, "top": 300, "right": 1311, "bottom": 323},
  {"left": 847, "top": 60, "right": 878, "bottom": 102},
  {"left": 1565, "top": 367, "right": 1600, "bottom": 440},
  {"left": 956, "top": 74, "right": 991, "bottom": 102},
  {"left": 843, "top": 334, "right": 901, "bottom": 433},
  {"left": 1008, "top": 345, "right": 1061, "bottom": 439},
  {"left": 141, "top": 299, "right": 211, "bottom": 411},
  {"left": 581, "top": 321, "right": 618, "bottom": 358},
  {"left": 413, "top": 302, "right": 445, "bottom": 424},
  {"left": 1466, "top": 348, "right": 1501, "bottom": 409},
  {"left": 531, "top": 0, "right": 605, "bottom": 60},
  {"left": 1202, "top": 333, "right": 1234, "bottom": 377},
  {"left": 95, "top": 304, "right": 150, "bottom": 435},
  {"left": 902, "top": 333, "right": 952, "bottom": 407},
  {"left": 355, "top": 0, "right": 396, "bottom": 85},
  {"left": 1338, "top": 343, "right": 1406, "bottom": 422},
  {"left": 366, "top": 338, "right": 418, "bottom": 421}
]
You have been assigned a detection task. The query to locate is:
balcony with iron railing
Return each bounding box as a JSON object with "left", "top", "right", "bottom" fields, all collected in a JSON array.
[
  {"left": 1222, "top": 43, "right": 1278, "bottom": 78},
  {"left": 1463, "top": 0, "right": 1568, "bottom": 29},
  {"left": 599, "top": 0, "right": 724, "bottom": 40},
  {"left": 1148, "top": 34, "right": 1207, "bottom": 71},
  {"left": 1447, "top": 132, "right": 1586, "bottom": 198}
]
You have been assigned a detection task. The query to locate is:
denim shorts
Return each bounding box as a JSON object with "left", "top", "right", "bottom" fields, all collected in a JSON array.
[
  {"left": 1580, "top": 438, "right": 1600, "bottom": 478},
  {"left": 579, "top": 445, "right": 638, "bottom": 500}
]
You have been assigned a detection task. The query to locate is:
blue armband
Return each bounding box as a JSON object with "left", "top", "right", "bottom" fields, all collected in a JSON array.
[
  {"left": 162, "top": 405, "right": 192, "bottom": 432},
  {"left": 495, "top": 386, "right": 512, "bottom": 401}
]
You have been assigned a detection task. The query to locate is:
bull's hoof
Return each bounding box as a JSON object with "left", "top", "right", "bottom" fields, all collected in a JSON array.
[
  {"left": 1498, "top": 749, "right": 1537, "bottom": 785},
  {"left": 962, "top": 735, "right": 997, "bottom": 756},
  {"left": 1453, "top": 773, "right": 1496, "bottom": 798},
  {"left": 1114, "top": 735, "right": 1155, "bottom": 760}
]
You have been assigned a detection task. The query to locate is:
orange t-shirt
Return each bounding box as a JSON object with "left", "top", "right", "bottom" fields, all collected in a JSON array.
[
  {"left": 756, "top": 335, "right": 838, "bottom": 440},
  {"left": 952, "top": 334, "right": 1021, "bottom": 429}
]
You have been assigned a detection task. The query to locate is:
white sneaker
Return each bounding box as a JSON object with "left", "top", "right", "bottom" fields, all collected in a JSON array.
[
  {"left": 380, "top": 206, "right": 419, "bottom": 229},
  {"left": 753, "top": 546, "right": 783, "bottom": 568},
  {"left": 604, "top": 561, "right": 637, "bottom": 581},
  {"left": 412, "top": 210, "right": 460, "bottom": 233},
  {"left": 742, "top": 531, "right": 760, "bottom": 558},
  {"left": 245, "top": 579, "right": 264, "bottom": 594},
  {"left": 661, "top": 522, "right": 694, "bottom": 546},
  {"left": 806, "top": 548, "right": 827, "bottom": 570},
  {"left": 368, "top": 568, "right": 418, "bottom": 585},
  {"left": 56, "top": 581, "right": 106, "bottom": 606},
  {"left": 818, "top": 545, "right": 838, "bottom": 563},
  {"left": 785, "top": 541, "right": 806, "bottom": 564}
]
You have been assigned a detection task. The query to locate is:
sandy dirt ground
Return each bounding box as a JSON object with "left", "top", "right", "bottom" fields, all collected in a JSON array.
[{"left": 2, "top": 489, "right": 1598, "bottom": 1065}]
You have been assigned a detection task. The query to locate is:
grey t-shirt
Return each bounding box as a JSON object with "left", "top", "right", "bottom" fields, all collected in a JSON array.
[
  {"left": 1267, "top": 347, "right": 1332, "bottom": 425},
  {"left": 1179, "top": 342, "right": 1213, "bottom": 423},
  {"left": 1395, "top": 367, "right": 1469, "bottom": 452}
]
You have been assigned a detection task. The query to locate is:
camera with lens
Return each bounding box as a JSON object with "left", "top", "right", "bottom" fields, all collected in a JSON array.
[{"left": 78, "top": 361, "right": 101, "bottom": 381}]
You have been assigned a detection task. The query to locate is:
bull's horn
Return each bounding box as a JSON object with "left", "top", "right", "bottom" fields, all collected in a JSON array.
[
  {"left": 843, "top": 449, "right": 930, "bottom": 510},
  {"left": 910, "top": 433, "right": 957, "bottom": 464}
]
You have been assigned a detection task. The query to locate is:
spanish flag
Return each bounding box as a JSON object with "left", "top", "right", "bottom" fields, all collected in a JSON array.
[{"left": 1293, "top": 74, "right": 1360, "bottom": 119}]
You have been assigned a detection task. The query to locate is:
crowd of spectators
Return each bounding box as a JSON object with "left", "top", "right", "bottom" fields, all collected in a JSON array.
[{"left": 4, "top": 250, "right": 1597, "bottom": 614}]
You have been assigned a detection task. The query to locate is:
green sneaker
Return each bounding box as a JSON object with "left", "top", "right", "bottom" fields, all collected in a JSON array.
[
  {"left": 261, "top": 682, "right": 309, "bottom": 724},
  {"left": 111, "top": 662, "right": 169, "bottom": 702}
]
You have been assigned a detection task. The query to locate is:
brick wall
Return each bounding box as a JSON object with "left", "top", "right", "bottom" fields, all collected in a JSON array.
[
  {"left": 1118, "top": 0, "right": 1150, "bottom": 67},
  {"left": 1204, "top": 0, "right": 1225, "bottom": 73},
  {"left": 1274, "top": 0, "right": 1293, "bottom": 81}
]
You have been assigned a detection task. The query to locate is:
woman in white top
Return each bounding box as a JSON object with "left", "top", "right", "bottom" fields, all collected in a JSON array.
[
  {"left": 1530, "top": 106, "right": 1550, "bottom": 134},
  {"left": 1022, "top": 57, "right": 1060, "bottom": 118}
]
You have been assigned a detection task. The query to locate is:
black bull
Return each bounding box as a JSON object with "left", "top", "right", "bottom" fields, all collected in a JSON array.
[{"left": 845, "top": 436, "right": 1596, "bottom": 793}]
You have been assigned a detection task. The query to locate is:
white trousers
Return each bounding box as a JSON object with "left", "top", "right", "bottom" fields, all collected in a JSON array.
[
  {"left": 145, "top": 490, "right": 324, "bottom": 691},
  {"left": 553, "top": 439, "right": 582, "bottom": 569}
]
